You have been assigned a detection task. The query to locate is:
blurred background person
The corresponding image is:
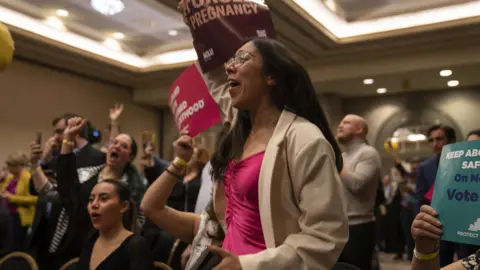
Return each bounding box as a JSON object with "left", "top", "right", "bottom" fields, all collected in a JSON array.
[
  {"left": 336, "top": 114, "right": 382, "bottom": 270},
  {"left": 0, "top": 152, "right": 37, "bottom": 251},
  {"left": 466, "top": 129, "right": 480, "bottom": 141}
]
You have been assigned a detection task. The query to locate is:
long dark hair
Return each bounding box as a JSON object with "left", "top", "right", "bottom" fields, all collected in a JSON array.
[
  {"left": 100, "top": 179, "right": 137, "bottom": 231},
  {"left": 211, "top": 37, "right": 343, "bottom": 181}
]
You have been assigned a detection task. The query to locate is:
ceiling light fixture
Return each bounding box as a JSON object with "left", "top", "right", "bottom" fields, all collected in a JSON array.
[
  {"left": 448, "top": 80, "right": 459, "bottom": 87},
  {"left": 103, "top": 38, "right": 122, "bottom": 51},
  {"left": 44, "top": 16, "right": 66, "bottom": 31},
  {"left": 440, "top": 70, "right": 452, "bottom": 77},
  {"left": 377, "top": 88, "right": 387, "bottom": 94},
  {"left": 112, "top": 32, "right": 124, "bottom": 39},
  {"left": 363, "top": 78, "right": 374, "bottom": 85},
  {"left": 168, "top": 30, "right": 178, "bottom": 37},
  {"left": 91, "top": 0, "right": 125, "bottom": 16},
  {"left": 56, "top": 9, "right": 69, "bottom": 17},
  {"left": 0, "top": 5, "right": 197, "bottom": 68}
]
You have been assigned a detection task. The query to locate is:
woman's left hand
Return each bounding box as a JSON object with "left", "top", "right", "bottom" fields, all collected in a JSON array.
[{"left": 209, "top": 245, "right": 242, "bottom": 270}]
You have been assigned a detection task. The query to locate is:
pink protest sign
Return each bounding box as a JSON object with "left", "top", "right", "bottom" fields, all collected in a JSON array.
[{"left": 169, "top": 64, "right": 221, "bottom": 137}]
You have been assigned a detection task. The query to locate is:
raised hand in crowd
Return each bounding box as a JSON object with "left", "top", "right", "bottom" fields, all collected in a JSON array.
[
  {"left": 139, "top": 143, "right": 155, "bottom": 171},
  {"left": 102, "top": 103, "right": 124, "bottom": 153},
  {"left": 173, "top": 130, "right": 194, "bottom": 163},
  {"left": 30, "top": 141, "right": 43, "bottom": 166},
  {"left": 177, "top": 0, "right": 189, "bottom": 25},
  {"left": 63, "top": 117, "right": 87, "bottom": 153},
  {"left": 109, "top": 103, "right": 124, "bottom": 123}
]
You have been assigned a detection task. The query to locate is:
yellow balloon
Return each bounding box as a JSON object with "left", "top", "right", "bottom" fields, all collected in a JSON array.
[
  {"left": 384, "top": 138, "right": 399, "bottom": 152},
  {"left": 0, "top": 22, "right": 14, "bottom": 72}
]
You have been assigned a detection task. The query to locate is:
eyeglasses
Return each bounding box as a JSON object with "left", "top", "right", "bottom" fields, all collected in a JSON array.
[{"left": 224, "top": 51, "right": 252, "bottom": 67}]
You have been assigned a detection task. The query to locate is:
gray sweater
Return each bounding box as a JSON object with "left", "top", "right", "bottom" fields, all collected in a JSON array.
[{"left": 341, "top": 140, "right": 381, "bottom": 225}]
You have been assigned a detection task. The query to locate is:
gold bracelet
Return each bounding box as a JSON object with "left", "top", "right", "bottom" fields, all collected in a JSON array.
[
  {"left": 62, "top": 139, "right": 74, "bottom": 146},
  {"left": 173, "top": 157, "right": 188, "bottom": 168},
  {"left": 414, "top": 248, "right": 439, "bottom": 261}
]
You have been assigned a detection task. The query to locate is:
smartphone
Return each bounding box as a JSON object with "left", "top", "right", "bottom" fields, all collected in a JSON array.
[{"left": 36, "top": 132, "right": 42, "bottom": 145}]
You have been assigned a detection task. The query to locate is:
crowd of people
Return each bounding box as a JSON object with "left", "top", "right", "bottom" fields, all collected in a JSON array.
[{"left": 1, "top": 1, "right": 480, "bottom": 270}]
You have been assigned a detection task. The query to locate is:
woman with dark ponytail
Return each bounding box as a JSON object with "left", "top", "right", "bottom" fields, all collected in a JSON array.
[
  {"left": 142, "top": 18, "right": 348, "bottom": 269},
  {"left": 76, "top": 179, "right": 153, "bottom": 270},
  {"left": 53, "top": 117, "right": 147, "bottom": 266}
]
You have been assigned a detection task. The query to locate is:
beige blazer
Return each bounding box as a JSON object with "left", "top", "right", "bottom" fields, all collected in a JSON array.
[{"left": 197, "top": 63, "right": 349, "bottom": 270}]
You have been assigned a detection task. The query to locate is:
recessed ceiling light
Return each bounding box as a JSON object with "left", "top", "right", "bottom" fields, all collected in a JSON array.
[
  {"left": 112, "top": 32, "right": 124, "bottom": 39},
  {"left": 44, "top": 16, "right": 66, "bottom": 31},
  {"left": 440, "top": 70, "right": 452, "bottom": 77},
  {"left": 103, "top": 38, "right": 122, "bottom": 51},
  {"left": 377, "top": 88, "right": 387, "bottom": 94},
  {"left": 448, "top": 80, "right": 459, "bottom": 87},
  {"left": 91, "top": 0, "right": 125, "bottom": 16},
  {"left": 168, "top": 30, "right": 178, "bottom": 36},
  {"left": 363, "top": 78, "right": 374, "bottom": 85},
  {"left": 56, "top": 9, "right": 69, "bottom": 17}
]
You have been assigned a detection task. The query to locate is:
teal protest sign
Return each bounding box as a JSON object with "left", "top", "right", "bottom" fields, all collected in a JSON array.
[{"left": 432, "top": 140, "right": 480, "bottom": 245}]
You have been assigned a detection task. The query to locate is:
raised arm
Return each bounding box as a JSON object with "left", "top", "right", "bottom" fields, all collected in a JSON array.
[
  {"left": 194, "top": 62, "right": 236, "bottom": 123},
  {"left": 141, "top": 134, "right": 201, "bottom": 244},
  {"left": 29, "top": 141, "right": 50, "bottom": 193},
  {"left": 177, "top": 1, "right": 236, "bottom": 123},
  {"left": 238, "top": 138, "right": 349, "bottom": 270},
  {"left": 55, "top": 117, "right": 85, "bottom": 217},
  {"left": 108, "top": 103, "right": 123, "bottom": 144},
  {"left": 341, "top": 148, "right": 381, "bottom": 193}
]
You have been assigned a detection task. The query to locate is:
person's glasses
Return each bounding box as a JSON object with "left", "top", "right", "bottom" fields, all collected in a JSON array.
[{"left": 224, "top": 51, "right": 252, "bottom": 67}]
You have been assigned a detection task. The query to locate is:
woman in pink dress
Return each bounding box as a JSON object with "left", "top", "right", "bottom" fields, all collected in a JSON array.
[{"left": 142, "top": 35, "right": 348, "bottom": 270}]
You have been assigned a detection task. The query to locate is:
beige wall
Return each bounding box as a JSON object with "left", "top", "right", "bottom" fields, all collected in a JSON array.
[
  {"left": 0, "top": 59, "right": 160, "bottom": 165},
  {"left": 343, "top": 89, "right": 480, "bottom": 147}
]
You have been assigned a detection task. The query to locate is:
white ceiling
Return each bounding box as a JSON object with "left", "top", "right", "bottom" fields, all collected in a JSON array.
[
  {"left": 0, "top": 0, "right": 191, "bottom": 55},
  {"left": 326, "top": 0, "right": 472, "bottom": 21},
  {"left": 2, "top": 0, "right": 480, "bottom": 107}
]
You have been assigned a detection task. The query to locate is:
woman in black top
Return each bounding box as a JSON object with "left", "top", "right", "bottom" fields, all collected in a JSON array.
[
  {"left": 54, "top": 117, "right": 146, "bottom": 257},
  {"left": 78, "top": 179, "right": 153, "bottom": 270}
]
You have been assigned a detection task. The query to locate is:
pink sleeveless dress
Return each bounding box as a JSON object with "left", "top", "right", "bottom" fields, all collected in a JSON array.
[{"left": 222, "top": 152, "right": 266, "bottom": 255}]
